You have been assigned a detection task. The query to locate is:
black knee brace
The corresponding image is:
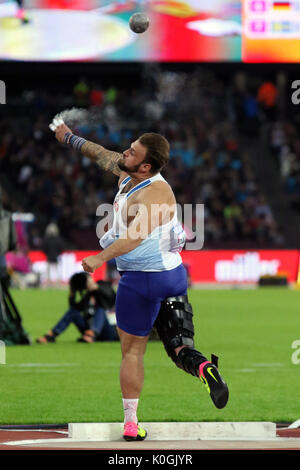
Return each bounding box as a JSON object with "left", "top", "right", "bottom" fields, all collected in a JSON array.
[
  {"left": 154, "top": 295, "right": 207, "bottom": 374},
  {"left": 154, "top": 295, "right": 194, "bottom": 361}
]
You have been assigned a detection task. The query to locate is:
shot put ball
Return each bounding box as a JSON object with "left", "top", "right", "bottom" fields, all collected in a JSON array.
[{"left": 129, "top": 12, "right": 150, "bottom": 34}]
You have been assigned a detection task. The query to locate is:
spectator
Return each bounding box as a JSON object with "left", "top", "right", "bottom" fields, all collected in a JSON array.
[
  {"left": 0, "top": 66, "right": 285, "bottom": 250},
  {"left": 42, "top": 223, "right": 64, "bottom": 287},
  {"left": 257, "top": 80, "right": 277, "bottom": 121}
]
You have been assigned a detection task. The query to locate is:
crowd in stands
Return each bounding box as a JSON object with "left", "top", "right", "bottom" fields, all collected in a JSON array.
[
  {"left": 270, "top": 116, "right": 300, "bottom": 216},
  {"left": 0, "top": 65, "right": 286, "bottom": 250}
]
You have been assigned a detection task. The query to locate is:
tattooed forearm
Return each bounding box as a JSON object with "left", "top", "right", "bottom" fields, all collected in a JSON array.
[{"left": 81, "top": 141, "right": 123, "bottom": 176}]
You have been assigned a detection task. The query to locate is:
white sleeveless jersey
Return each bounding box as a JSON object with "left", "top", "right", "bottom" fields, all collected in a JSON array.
[{"left": 99, "top": 173, "right": 186, "bottom": 272}]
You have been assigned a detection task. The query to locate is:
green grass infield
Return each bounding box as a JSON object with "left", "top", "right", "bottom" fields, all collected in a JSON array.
[{"left": 0, "top": 287, "right": 299, "bottom": 424}]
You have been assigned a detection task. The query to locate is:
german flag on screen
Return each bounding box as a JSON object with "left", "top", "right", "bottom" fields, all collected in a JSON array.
[{"left": 273, "top": 1, "right": 292, "bottom": 9}]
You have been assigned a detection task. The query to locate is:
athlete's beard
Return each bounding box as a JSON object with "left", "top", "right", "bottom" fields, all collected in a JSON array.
[{"left": 117, "top": 158, "right": 143, "bottom": 174}]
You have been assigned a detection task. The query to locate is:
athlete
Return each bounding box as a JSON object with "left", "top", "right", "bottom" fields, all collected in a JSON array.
[{"left": 51, "top": 119, "right": 229, "bottom": 441}]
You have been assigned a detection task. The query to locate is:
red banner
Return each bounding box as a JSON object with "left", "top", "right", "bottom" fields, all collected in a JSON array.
[
  {"left": 181, "top": 250, "right": 299, "bottom": 283},
  {"left": 24, "top": 249, "right": 300, "bottom": 284}
]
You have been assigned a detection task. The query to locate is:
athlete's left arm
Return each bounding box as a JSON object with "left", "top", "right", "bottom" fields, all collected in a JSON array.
[{"left": 81, "top": 187, "right": 173, "bottom": 273}]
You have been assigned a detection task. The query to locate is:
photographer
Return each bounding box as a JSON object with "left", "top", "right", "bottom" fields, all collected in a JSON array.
[
  {"left": 0, "top": 186, "right": 17, "bottom": 281},
  {"left": 36, "top": 272, "right": 119, "bottom": 343},
  {"left": 0, "top": 184, "right": 30, "bottom": 345}
]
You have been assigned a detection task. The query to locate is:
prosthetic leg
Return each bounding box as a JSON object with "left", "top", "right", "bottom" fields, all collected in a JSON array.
[{"left": 154, "top": 295, "right": 229, "bottom": 409}]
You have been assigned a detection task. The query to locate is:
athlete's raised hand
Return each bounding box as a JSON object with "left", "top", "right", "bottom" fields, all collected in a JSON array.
[
  {"left": 55, "top": 123, "right": 73, "bottom": 144},
  {"left": 49, "top": 115, "right": 73, "bottom": 143}
]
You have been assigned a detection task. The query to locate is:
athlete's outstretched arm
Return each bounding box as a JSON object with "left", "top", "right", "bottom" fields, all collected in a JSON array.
[{"left": 53, "top": 122, "right": 123, "bottom": 176}]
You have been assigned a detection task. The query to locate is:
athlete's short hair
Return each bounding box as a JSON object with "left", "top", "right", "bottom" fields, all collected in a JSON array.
[{"left": 138, "top": 133, "right": 170, "bottom": 174}]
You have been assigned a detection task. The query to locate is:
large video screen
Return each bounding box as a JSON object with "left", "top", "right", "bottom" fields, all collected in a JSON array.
[
  {"left": 242, "top": 0, "right": 300, "bottom": 62},
  {"left": 1, "top": 1, "right": 299, "bottom": 62},
  {"left": 0, "top": 0, "right": 242, "bottom": 61}
]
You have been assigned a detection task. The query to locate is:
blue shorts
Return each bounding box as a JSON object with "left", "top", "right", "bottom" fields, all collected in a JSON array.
[{"left": 115, "top": 264, "right": 188, "bottom": 336}]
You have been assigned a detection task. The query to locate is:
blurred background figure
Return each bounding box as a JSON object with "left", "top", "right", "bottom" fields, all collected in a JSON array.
[
  {"left": 42, "top": 223, "right": 65, "bottom": 288},
  {"left": 36, "top": 272, "right": 118, "bottom": 343},
  {"left": 0, "top": 184, "right": 17, "bottom": 292},
  {"left": 0, "top": 186, "right": 14, "bottom": 285},
  {"left": 5, "top": 215, "right": 39, "bottom": 289},
  {"left": 0, "top": 185, "right": 31, "bottom": 345},
  {"left": 5, "top": 246, "right": 32, "bottom": 289}
]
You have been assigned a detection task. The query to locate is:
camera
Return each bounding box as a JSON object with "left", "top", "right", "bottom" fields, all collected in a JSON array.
[{"left": 0, "top": 185, "right": 31, "bottom": 345}]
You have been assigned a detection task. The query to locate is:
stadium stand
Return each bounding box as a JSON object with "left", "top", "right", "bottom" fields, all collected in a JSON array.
[{"left": 0, "top": 65, "right": 291, "bottom": 250}]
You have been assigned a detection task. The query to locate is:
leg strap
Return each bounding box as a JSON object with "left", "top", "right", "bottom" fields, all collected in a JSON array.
[{"left": 177, "top": 347, "right": 207, "bottom": 377}]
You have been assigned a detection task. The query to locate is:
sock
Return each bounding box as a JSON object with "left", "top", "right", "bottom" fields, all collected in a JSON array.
[{"left": 122, "top": 398, "right": 139, "bottom": 424}]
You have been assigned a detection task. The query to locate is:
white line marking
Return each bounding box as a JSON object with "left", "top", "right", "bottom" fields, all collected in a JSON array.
[
  {"left": 251, "top": 363, "right": 284, "bottom": 367},
  {"left": 0, "top": 429, "right": 68, "bottom": 434},
  {"left": 2, "top": 438, "right": 78, "bottom": 446},
  {"left": 5, "top": 363, "right": 80, "bottom": 367}
]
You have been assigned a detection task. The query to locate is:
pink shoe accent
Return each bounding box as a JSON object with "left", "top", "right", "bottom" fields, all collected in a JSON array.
[
  {"left": 16, "top": 9, "right": 25, "bottom": 19},
  {"left": 123, "top": 421, "right": 138, "bottom": 438},
  {"left": 199, "top": 361, "right": 210, "bottom": 378}
]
